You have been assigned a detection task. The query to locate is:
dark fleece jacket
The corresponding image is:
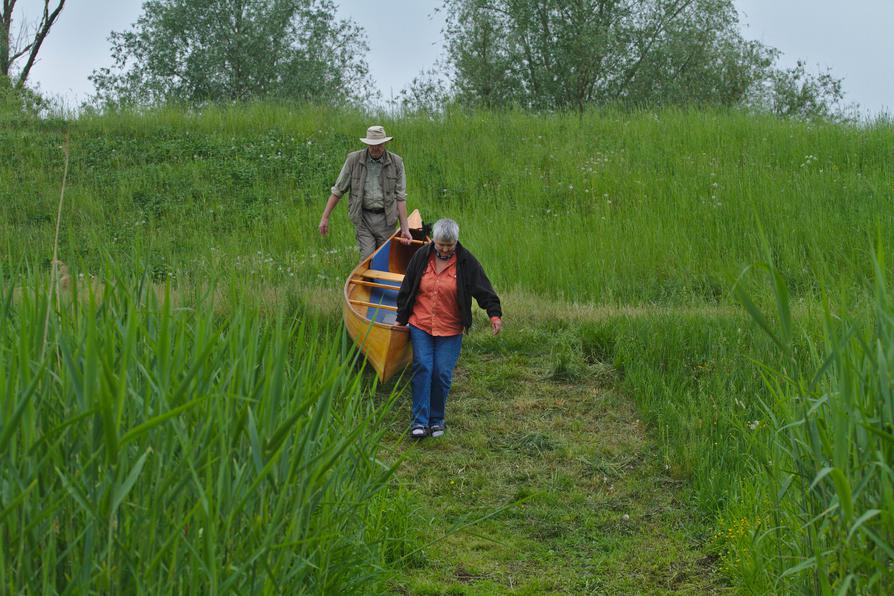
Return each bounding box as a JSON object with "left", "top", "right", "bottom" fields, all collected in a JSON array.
[{"left": 396, "top": 242, "right": 502, "bottom": 331}]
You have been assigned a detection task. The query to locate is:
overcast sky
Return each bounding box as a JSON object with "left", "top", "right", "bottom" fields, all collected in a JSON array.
[{"left": 16, "top": 0, "right": 893, "bottom": 117}]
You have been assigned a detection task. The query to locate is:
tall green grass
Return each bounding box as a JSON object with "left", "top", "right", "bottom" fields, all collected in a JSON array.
[
  {"left": 719, "top": 248, "right": 894, "bottom": 592},
  {"left": 3, "top": 103, "right": 893, "bottom": 591},
  {"left": 576, "top": 245, "right": 894, "bottom": 592},
  {"left": 2, "top": 105, "right": 891, "bottom": 303},
  {"left": 0, "top": 265, "right": 412, "bottom": 592}
]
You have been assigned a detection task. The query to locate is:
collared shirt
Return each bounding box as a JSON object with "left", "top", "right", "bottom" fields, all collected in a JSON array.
[
  {"left": 330, "top": 149, "right": 407, "bottom": 205},
  {"left": 362, "top": 153, "right": 385, "bottom": 209},
  {"left": 408, "top": 253, "right": 463, "bottom": 336}
]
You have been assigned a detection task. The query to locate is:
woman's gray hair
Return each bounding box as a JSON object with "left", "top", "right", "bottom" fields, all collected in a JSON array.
[{"left": 432, "top": 218, "right": 459, "bottom": 244}]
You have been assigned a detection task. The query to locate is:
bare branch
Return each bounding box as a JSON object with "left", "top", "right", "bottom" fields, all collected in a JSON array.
[
  {"left": 14, "top": 0, "right": 66, "bottom": 88},
  {"left": 9, "top": 41, "right": 30, "bottom": 62}
]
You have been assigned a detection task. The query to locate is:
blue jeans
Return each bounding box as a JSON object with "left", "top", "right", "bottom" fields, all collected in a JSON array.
[{"left": 408, "top": 325, "right": 463, "bottom": 428}]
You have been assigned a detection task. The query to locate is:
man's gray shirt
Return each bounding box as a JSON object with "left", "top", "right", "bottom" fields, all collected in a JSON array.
[{"left": 330, "top": 152, "right": 407, "bottom": 210}]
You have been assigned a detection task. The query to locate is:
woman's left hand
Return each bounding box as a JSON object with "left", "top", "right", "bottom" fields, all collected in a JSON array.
[{"left": 490, "top": 316, "right": 503, "bottom": 335}]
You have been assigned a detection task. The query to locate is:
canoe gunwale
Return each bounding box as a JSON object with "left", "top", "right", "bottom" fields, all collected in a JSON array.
[
  {"left": 343, "top": 273, "right": 408, "bottom": 332},
  {"left": 342, "top": 209, "right": 428, "bottom": 381}
]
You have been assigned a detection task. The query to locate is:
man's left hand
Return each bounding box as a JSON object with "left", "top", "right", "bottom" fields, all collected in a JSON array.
[{"left": 399, "top": 229, "right": 413, "bottom": 245}]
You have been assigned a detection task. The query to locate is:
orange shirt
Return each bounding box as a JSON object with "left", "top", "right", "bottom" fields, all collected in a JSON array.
[{"left": 409, "top": 253, "right": 464, "bottom": 336}]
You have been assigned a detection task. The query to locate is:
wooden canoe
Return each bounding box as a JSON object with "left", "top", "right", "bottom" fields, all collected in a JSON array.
[{"left": 342, "top": 209, "right": 429, "bottom": 382}]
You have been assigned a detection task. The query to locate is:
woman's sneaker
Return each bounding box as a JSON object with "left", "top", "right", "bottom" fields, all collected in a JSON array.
[
  {"left": 410, "top": 425, "right": 428, "bottom": 439},
  {"left": 429, "top": 423, "right": 445, "bottom": 438}
]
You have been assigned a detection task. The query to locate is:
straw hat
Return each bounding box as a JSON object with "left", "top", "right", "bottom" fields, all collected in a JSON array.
[{"left": 360, "top": 125, "right": 392, "bottom": 145}]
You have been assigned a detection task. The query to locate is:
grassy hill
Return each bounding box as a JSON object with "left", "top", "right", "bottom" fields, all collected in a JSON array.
[
  {"left": 3, "top": 104, "right": 892, "bottom": 301},
  {"left": 2, "top": 103, "right": 893, "bottom": 592}
]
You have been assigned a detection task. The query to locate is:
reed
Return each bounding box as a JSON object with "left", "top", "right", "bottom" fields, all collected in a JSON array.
[
  {"left": 720, "top": 245, "right": 894, "bottom": 592},
  {"left": 0, "top": 264, "right": 411, "bottom": 592}
]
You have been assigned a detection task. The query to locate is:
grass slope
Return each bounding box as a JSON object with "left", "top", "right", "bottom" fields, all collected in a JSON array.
[
  {"left": 383, "top": 325, "right": 725, "bottom": 593},
  {"left": 3, "top": 105, "right": 893, "bottom": 304}
]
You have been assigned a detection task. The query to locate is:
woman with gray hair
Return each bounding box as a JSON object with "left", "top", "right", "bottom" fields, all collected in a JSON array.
[{"left": 396, "top": 218, "right": 503, "bottom": 439}]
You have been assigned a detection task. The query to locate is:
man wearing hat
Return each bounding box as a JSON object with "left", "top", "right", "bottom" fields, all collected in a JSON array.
[{"left": 319, "top": 125, "right": 413, "bottom": 260}]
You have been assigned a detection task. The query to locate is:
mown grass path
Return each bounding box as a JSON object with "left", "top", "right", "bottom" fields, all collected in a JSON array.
[{"left": 379, "top": 328, "right": 727, "bottom": 594}]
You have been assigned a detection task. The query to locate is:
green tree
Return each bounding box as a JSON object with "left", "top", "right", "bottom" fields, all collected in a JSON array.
[
  {"left": 440, "top": 0, "right": 846, "bottom": 117},
  {"left": 89, "top": 0, "right": 373, "bottom": 107},
  {"left": 750, "top": 60, "right": 849, "bottom": 121},
  {"left": 443, "top": 0, "right": 521, "bottom": 109},
  {"left": 398, "top": 65, "right": 452, "bottom": 115},
  {"left": 610, "top": 0, "right": 775, "bottom": 107}
]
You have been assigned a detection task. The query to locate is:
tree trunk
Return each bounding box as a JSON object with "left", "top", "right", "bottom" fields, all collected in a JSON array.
[{"left": 1, "top": 0, "right": 15, "bottom": 78}]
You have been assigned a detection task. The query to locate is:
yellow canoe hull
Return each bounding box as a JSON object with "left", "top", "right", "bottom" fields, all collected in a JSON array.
[
  {"left": 342, "top": 210, "right": 427, "bottom": 382},
  {"left": 342, "top": 300, "right": 412, "bottom": 382}
]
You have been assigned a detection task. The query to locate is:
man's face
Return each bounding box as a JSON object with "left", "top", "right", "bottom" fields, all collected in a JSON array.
[{"left": 368, "top": 143, "right": 386, "bottom": 159}]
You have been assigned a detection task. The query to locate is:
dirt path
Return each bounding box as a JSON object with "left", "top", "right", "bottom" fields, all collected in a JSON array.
[{"left": 381, "top": 333, "right": 727, "bottom": 594}]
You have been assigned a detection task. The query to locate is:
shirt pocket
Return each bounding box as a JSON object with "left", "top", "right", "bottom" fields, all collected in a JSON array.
[{"left": 384, "top": 174, "right": 399, "bottom": 195}]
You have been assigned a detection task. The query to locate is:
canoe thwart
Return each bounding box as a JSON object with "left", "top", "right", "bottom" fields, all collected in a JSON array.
[
  {"left": 361, "top": 269, "right": 404, "bottom": 283},
  {"left": 350, "top": 279, "right": 401, "bottom": 290},
  {"left": 349, "top": 299, "right": 398, "bottom": 312}
]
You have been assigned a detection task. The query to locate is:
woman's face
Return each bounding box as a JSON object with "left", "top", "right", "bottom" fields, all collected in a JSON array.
[{"left": 434, "top": 240, "right": 456, "bottom": 260}]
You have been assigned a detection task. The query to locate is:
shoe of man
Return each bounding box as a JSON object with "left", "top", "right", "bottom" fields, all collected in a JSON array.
[
  {"left": 429, "top": 423, "right": 445, "bottom": 438},
  {"left": 410, "top": 425, "right": 428, "bottom": 439}
]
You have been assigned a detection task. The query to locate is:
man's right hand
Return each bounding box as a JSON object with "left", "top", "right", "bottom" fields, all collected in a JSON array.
[{"left": 319, "top": 217, "right": 329, "bottom": 236}]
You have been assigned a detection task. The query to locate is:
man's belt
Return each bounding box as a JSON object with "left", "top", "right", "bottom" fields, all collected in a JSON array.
[{"left": 363, "top": 207, "right": 385, "bottom": 214}]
